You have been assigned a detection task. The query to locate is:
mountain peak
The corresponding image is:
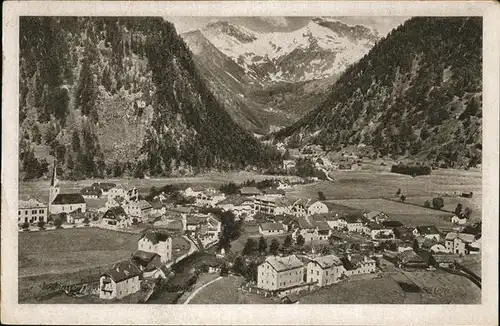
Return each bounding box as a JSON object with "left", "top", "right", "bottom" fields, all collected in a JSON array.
[{"left": 204, "top": 21, "right": 257, "bottom": 43}]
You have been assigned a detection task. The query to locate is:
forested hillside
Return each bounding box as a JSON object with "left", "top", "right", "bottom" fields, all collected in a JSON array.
[
  {"left": 275, "top": 17, "right": 482, "bottom": 168},
  {"left": 19, "top": 17, "right": 275, "bottom": 180}
]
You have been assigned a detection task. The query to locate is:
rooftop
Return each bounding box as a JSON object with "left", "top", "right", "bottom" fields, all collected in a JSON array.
[
  {"left": 141, "top": 231, "right": 172, "bottom": 244},
  {"left": 445, "top": 232, "right": 476, "bottom": 243},
  {"left": 102, "top": 260, "right": 141, "bottom": 283},
  {"left": 309, "top": 254, "right": 343, "bottom": 269},
  {"left": 260, "top": 222, "right": 286, "bottom": 231},
  {"left": 416, "top": 225, "right": 440, "bottom": 235},
  {"left": 265, "top": 255, "right": 304, "bottom": 272},
  {"left": 51, "top": 193, "right": 86, "bottom": 205},
  {"left": 239, "top": 187, "right": 262, "bottom": 196},
  {"left": 19, "top": 198, "right": 46, "bottom": 209}
]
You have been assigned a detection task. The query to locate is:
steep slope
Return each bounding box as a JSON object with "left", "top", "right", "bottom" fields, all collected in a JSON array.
[
  {"left": 181, "top": 30, "right": 268, "bottom": 133},
  {"left": 275, "top": 17, "right": 482, "bottom": 168},
  {"left": 200, "top": 18, "right": 379, "bottom": 85},
  {"left": 19, "top": 17, "right": 267, "bottom": 180}
]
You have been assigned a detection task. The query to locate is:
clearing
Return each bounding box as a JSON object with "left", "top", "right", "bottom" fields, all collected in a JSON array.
[{"left": 188, "top": 275, "right": 273, "bottom": 304}]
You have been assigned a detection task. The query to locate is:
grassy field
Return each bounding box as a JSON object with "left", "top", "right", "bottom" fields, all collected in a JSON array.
[
  {"left": 188, "top": 275, "right": 273, "bottom": 304},
  {"left": 403, "top": 195, "right": 481, "bottom": 221},
  {"left": 300, "top": 276, "right": 406, "bottom": 304},
  {"left": 330, "top": 198, "right": 454, "bottom": 228},
  {"left": 401, "top": 270, "right": 481, "bottom": 304},
  {"left": 19, "top": 228, "right": 141, "bottom": 278},
  {"left": 287, "top": 168, "right": 481, "bottom": 201},
  {"left": 19, "top": 171, "right": 302, "bottom": 200}
]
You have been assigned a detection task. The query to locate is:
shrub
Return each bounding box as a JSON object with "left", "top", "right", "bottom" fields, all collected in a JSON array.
[
  {"left": 390, "top": 164, "right": 431, "bottom": 176},
  {"left": 424, "top": 200, "right": 431, "bottom": 208},
  {"left": 37, "top": 220, "right": 46, "bottom": 230},
  {"left": 432, "top": 197, "right": 444, "bottom": 210},
  {"left": 21, "top": 222, "right": 30, "bottom": 230},
  {"left": 54, "top": 218, "right": 63, "bottom": 228}
]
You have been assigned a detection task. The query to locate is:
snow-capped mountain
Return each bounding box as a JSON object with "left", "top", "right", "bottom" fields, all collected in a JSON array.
[{"left": 200, "top": 18, "right": 380, "bottom": 85}]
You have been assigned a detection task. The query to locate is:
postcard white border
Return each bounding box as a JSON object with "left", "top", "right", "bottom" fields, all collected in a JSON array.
[{"left": 2, "top": 1, "right": 499, "bottom": 325}]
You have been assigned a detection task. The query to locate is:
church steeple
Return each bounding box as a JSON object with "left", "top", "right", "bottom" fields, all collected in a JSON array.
[{"left": 48, "top": 160, "right": 60, "bottom": 212}]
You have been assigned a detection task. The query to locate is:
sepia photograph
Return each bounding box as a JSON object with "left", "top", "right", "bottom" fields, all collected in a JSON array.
[{"left": 2, "top": 1, "right": 499, "bottom": 325}]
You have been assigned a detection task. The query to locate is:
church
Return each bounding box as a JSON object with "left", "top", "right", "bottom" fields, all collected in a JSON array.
[{"left": 48, "top": 162, "right": 87, "bottom": 215}]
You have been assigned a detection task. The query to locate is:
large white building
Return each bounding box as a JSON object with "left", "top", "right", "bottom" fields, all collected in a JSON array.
[
  {"left": 306, "top": 255, "right": 345, "bottom": 287},
  {"left": 257, "top": 255, "right": 305, "bottom": 292},
  {"left": 18, "top": 199, "right": 47, "bottom": 224}
]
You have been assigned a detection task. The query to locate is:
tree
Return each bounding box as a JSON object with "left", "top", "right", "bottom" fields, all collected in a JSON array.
[
  {"left": 412, "top": 238, "right": 419, "bottom": 251},
  {"left": 22, "top": 222, "right": 30, "bottom": 230},
  {"left": 54, "top": 218, "right": 63, "bottom": 228},
  {"left": 258, "top": 236, "right": 267, "bottom": 254},
  {"left": 463, "top": 207, "right": 472, "bottom": 219},
  {"left": 400, "top": 195, "right": 406, "bottom": 203},
  {"left": 283, "top": 235, "right": 292, "bottom": 248},
  {"left": 71, "top": 131, "right": 81, "bottom": 153},
  {"left": 318, "top": 191, "right": 326, "bottom": 201},
  {"left": 396, "top": 188, "right": 401, "bottom": 196},
  {"left": 232, "top": 256, "right": 245, "bottom": 275},
  {"left": 269, "top": 239, "right": 280, "bottom": 255},
  {"left": 296, "top": 234, "right": 305, "bottom": 247},
  {"left": 83, "top": 217, "right": 90, "bottom": 226},
  {"left": 424, "top": 200, "right": 431, "bottom": 208},
  {"left": 32, "top": 125, "right": 42, "bottom": 144},
  {"left": 454, "top": 203, "right": 463, "bottom": 216},
  {"left": 432, "top": 197, "right": 444, "bottom": 210},
  {"left": 37, "top": 220, "right": 46, "bottom": 230},
  {"left": 242, "top": 238, "right": 257, "bottom": 256}
]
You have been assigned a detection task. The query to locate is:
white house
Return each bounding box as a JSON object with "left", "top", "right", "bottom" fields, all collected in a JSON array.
[
  {"left": 99, "top": 261, "right": 141, "bottom": 300},
  {"left": 451, "top": 215, "right": 468, "bottom": 225},
  {"left": 80, "top": 187, "right": 102, "bottom": 199},
  {"left": 18, "top": 199, "right": 47, "bottom": 224},
  {"left": 50, "top": 194, "right": 87, "bottom": 215},
  {"left": 364, "top": 211, "right": 389, "bottom": 222},
  {"left": 445, "top": 232, "right": 479, "bottom": 255},
  {"left": 367, "top": 222, "right": 395, "bottom": 240},
  {"left": 108, "top": 185, "right": 139, "bottom": 202},
  {"left": 306, "top": 255, "right": 345, "bottom": 287},
  {"left": 292, "top": 219, "right": 332, "bottom": 243},
  {"left": 307, "top": 201, "right": 329, "bottom": 215},
  {"left": 138, "top": 231, "right": 172, "bottom": 263},
  {"left": 102, "top": 206, "right": 131, "bottom": 228},
  {"left": 257, "top": 255, "right": 304, "bottom": 292}
]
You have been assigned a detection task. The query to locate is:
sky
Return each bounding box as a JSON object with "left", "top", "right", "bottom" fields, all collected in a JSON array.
[{"left": 165, "top": 16, "right": 411, "bottom": 36}]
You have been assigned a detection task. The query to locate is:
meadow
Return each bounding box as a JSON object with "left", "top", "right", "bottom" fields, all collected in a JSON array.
[
  {"left": 188, "top": 275, "right": 273, "bottom": 304},
  {"left": 19, "top": 228, "right": 141, "bottom": 278}
]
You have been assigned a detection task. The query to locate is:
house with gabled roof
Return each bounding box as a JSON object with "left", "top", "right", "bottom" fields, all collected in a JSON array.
[
  {"left": 257, "top": 255, "right": 305, "bottom": 292},
  {"left": 102, "top": 206, "right": 131, "bottom": 228},
  {"left": 80, "top": 186, "right": 103, "bottom": 199},
  {"left": 259, "top": 222, "right": 286, "bottom": 235},
  {"left": 262, "top": 188, "right": 285, "bottom": 198},
  {"left": 364, "top": 211, "right": 389, "bottom": 223},
  {"left": 413, "top": 225, "right": 441, "bottom": 242},
  {"left": 445, "top": 232, "right": 479, "bottom": 255},
  {"left": 138, "top": 230, "right": 172, "bottom": 263},
  {"left": 306, "top": 255, "right": 345, "bottom": 286},
  {"left": 292, "top": 217, "right": 332, "bottom": 243},
  {"left": 367, "top": 221, "right": 395, "bottom": 240},
  {"left": 99, "top": 260, "right": 141, "bottom": 300}
]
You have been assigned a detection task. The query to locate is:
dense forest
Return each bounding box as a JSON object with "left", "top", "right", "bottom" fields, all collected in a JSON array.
[
  {"left": 275, "top": 17, "right": 483, "bottom": 168},
  {"left": 19, "top": 17, "right": 280, "bottom": 180}
]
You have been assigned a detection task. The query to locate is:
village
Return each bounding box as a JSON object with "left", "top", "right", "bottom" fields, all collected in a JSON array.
[{"left": 18, "top": 157, "right": 482, "bottom": 304}]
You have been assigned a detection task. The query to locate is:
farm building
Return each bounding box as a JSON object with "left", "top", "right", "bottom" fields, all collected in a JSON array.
[
  {"left": 259, "top": 222, "right": 286, "bottom": 235},
  {"left": 102, "top": 206, "right": 131, "bottom": 228},
  {"left": 364, "top": 211, "right": 389, "bottom": 223},
  {"left": 262, "top": 188, "right": 286, "bottom": 198},
  {"left": 80, "top": 186, "right": 103, "bottom": 199},
  {"left": 99, "top": 260, "right": 141, "bottom": 300},
  {"left": 90, "top": 182, "right": 116, "bottom": 196}
]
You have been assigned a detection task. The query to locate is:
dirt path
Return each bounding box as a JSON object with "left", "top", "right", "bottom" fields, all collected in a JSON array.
[{"left": 183, "top": 276, "right": 222, "bottom": 304}]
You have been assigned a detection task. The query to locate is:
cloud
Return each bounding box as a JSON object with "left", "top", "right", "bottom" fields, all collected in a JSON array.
[{"left": 257, "top": 17, "right": 290, "bottom": 27}]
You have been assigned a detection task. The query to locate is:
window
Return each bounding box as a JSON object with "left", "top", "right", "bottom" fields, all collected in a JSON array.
[
  {"left": 317, "top": 271, "right": 319, "bottom": 276},
  {"left": 25, "top": 211, "right": 28, "bottom": 215},
  {"left": 18, "top": 211, "right": 21, "bottom": 215}
]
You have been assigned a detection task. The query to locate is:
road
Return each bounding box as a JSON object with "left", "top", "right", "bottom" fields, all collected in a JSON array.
[{"left": 183, "top": 276, "right": 222, "bottom": 304}]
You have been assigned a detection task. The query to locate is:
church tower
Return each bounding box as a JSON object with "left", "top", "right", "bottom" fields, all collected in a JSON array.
[{"left": 48, "top": 160, "right": 60, "bottom": 212}]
